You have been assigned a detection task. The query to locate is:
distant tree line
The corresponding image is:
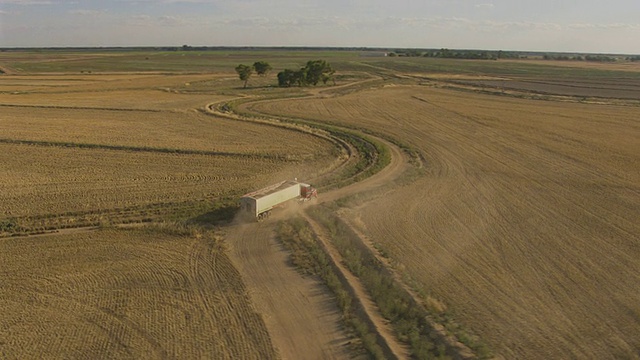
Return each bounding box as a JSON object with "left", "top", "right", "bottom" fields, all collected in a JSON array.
[
  {"left": 387, "top": 49, "right": 520, "bottom": 60},
  {"left": 542, "top": 54, "right": 618, "bottom": 62}
]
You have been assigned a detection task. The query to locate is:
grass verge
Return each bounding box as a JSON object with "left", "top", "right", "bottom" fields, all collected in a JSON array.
[
  {"left": 276, "top": 217, "right": 387, "bottom": 359},
  {"left": 309, "top": 205, "right": 493, "bottom": 359}
]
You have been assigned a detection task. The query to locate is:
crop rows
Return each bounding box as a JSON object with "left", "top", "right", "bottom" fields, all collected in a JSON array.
[
  {"left": 248, "top": 83, "right": 640, "bottom": 358},
  {"left": 0, "top": 228, "right": 276, "bottom": 359}
]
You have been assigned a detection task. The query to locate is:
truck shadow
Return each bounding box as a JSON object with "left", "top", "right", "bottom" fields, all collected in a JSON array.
[{"left": 188, "top": 204, "right": 239, "bottom": 226}]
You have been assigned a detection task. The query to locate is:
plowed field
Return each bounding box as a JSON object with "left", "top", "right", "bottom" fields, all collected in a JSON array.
[
  {"left": 0, "top": 228, "right": 276, "bottom": 359},
  {"left": 247, "top": 85, "right": 640, "bottom": 359}
]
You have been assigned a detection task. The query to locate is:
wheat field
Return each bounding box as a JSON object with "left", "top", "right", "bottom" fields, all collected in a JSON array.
[
  {"left": 0, "top": 227, "right": 277, "bottom": 359},
  {"left": 247, "top": 85, "right": 640, "bottom": 359},
  {"left": 3, "top": 50, "right": 639, "bottom": 358},
  {"left": 0, "top": 69, "right": 343, "bottom": 358},
  {"left": 0, "top": 73, "right": 338, "bottom": 226}
]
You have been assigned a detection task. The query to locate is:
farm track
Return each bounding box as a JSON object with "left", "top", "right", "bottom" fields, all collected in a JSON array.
[
  {"left": 226, "top": 221, "right": 353, "bottom": 360},
  {"left": 210, "top": 95, "right": 415, "bottom": 359},
  {"left": 224, "top": 134, "right": 416, "bottom": 359}
]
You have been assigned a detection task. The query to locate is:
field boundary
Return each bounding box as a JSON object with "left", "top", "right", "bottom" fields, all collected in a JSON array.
[
  {"left": 300, "top": 212, "right": 410, "bottom": 359},
  {"left": 0, "top": 138, "right": 293, "bottom": 160},
  {"left": 0, "top": 103, "right": 166, "bottom": 112}
]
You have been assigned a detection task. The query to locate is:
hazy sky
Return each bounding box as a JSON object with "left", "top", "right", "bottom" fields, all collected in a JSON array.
[{"left": 1, "top": 0, "right": 638, "bottom": 53}]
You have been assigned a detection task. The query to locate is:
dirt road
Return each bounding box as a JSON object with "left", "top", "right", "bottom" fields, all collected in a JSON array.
[
  {"left": 318, "top": 137, "right": 410, "bottom": 204},
  {"left": 226, "top": 221, "right": 353, "bottom": 360},
  {"left": 225, "top": 133, "right": 414, "bottom": 359}
]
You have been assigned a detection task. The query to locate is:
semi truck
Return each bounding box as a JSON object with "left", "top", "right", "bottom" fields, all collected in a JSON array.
[{"left": 240, "top": 180, "right": 317, "bottom": 221}]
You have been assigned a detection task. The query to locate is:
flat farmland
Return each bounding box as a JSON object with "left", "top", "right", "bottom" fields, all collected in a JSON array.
[
  {"left": 0, "top": 106, "right": 333, "bottom": 157},
  {"left": 4, "top": 50, "right": 640, "bottom": 358},
  {"left": 0, "top": 74, "right": 338, "bottom": 224},
  {"left": 0, "top": 54, "right": 359, "bottom": 359},
  {"left": 0, "top": 143, "right": 299, "bottom": 218},
  {"left": 246, "top": 85, "right": 640, "bottom": 358},
  {"left": 0, "top": 227, "right": 276, "bottom": 359},
  {"left": 447, "top": 77, "right": 640, "bottom": 100}
]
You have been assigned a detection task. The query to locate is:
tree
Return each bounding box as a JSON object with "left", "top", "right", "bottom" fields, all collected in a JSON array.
[
  {"left": 277, "top": 68, "right": 306, "bottom": 87},
  {"left": 277, "top": 59, "right": 334, "bottom": 88},
  {"left": 253, "top": 61, "right": 272, "bottom": 76},
  {"left": 277, "top": 69, "right": 295, "bottom": 87},
  {"left": 235, "top": 64, "right": 253, "bottom": 88},
  {"left": 304, "top": 60, "right": 334, "bottom": 86}
]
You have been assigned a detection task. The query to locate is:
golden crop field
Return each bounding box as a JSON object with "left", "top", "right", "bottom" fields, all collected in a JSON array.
[
  {"left": 247, "top": 84, "right": 640, "bottom": 358},
  {"left": 0, "top": 73, "right": 339, "bottom": 228},
  {"left": 0, "top": 227, "right": 276, "bottom": 359},
  {"left": 3, "top": 50, "right": 640, "bottom": 359},
  {"left": 0, "top": 65, "right": 350, "bottom": 358}
]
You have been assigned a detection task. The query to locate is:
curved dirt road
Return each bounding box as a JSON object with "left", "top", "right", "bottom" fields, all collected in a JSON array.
[
  {"left": 319, "top": 137, "right": 410, "bottom": 204},
  {"left": 225, "top": 136, "right": 411, "bottom": 359}
]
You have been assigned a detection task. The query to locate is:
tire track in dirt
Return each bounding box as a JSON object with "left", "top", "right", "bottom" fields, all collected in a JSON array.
[
  {"left": 226, "top": 221, "right": 352, "bottom": 360},
  {"left": 316, "top": 137, "right": 410, "bottom": 204}
]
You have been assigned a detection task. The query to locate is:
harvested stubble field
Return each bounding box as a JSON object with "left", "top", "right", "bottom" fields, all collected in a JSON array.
[
  {"left": 0, "top": 57, "right": 353, "bottom": 359},
  {"left": 446, "top": 77, "right": 640, "bottom": 100},
  {"left": 3, "top": 50, "right": 640, "bottom": 359},
  {"left": 0, "top": 143, "right": 296, "bottom": 218},
  {"left": 0, "top": 227, "right": 276, "bottom": 359},
  {"left": 0, "top": 74, "right": 338, "bottom": 223},
  {"left": 246, "top": 83, "right": 640, "bottom": 358}
]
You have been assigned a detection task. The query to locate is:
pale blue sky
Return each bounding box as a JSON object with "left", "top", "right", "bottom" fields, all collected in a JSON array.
[{"left": 1, "top": 0, "right": 638, "bottom": 53}]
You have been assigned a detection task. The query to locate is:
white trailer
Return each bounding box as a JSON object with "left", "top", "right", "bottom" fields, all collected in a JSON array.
[{"left": 240, "top": 180, "right": 317, "bottom": 221}]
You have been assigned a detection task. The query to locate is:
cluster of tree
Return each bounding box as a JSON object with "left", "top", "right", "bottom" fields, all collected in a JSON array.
[
  {"left": 584, "top": 55, "right": 617, "bottom": 62},
  {"left": 388, "top": 49, "right": 519, "bottom": 60},
  {"left": 543, "top": 54, "right": 583, "bottom": 61},
  {"left": 627, "top": 56, "right": 640, "bottom": 62},
  {"left": 234, "top": 61, "right": 273, "bottom": 88},
  {"left": 542, "top": 54, "right": 618, "bottom": 62},
  {"left": 277, "top": 60, "right": 334, "bottom": 87},
  {"left": 387, "top": 49, "right": 423, "bottom": 57}
]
